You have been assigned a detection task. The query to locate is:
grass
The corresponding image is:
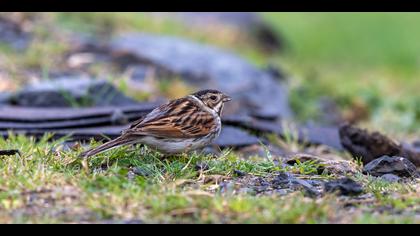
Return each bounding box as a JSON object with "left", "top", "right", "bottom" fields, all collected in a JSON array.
[{"left": 0, "top": 134, "right": 419, "bottom": 223}]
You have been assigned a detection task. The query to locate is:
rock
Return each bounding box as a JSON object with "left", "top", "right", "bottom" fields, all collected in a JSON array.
[
  {"left": 0, "top": 149, "right": 21, "bottom": 156},
  {"left": 284, "top": 153, "right": 361, "bottom": 176},
  {"left": 272, "top": 172, "right": 321, "bottom": 197},
  {"left": 363, "top": 156, "right": 419, "bottom": 178},
  {"left": 110, "top": 33, "right": 292, "bottom": 119},
  {"left": 234, "top": 169, "right": 247, "bottom": 177},
  {"left": 380, "top": 174, "right": 401, "bottom": 183},
  {"left": 148, "top": 12, "right": 283, "bottom": 52},
  {"left": 11, "top": 76, "right": 139, "bottom": 107},
  {"left": 224, "top": 115, "right": 343, "bottom": 151},
  {"left": 0, "top": 16, "right": 31, "bottom": 51},
  {"left": 339, "top": 124, "right": 400, "bottom": 164},
  {"left": 324, "top": 178, "right": 363, "bottom": 196},
  {"left": 214, "top": 126, "right": 261, "bottom": 148},
  {"left": 0, "top": 93, "right": 11, "bottom": 105},
  {"left": 339, "top": 123, "right": 420, "bottom": 166}
]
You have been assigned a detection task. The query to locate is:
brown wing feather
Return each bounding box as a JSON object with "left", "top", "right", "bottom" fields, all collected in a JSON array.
[{"left": 124, "top": 97, "right": 216, "bottom": 138}]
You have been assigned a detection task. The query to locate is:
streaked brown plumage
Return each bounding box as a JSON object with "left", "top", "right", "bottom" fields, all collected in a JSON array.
[{"left": 80, "top": 89, "right": 231, "bottom": 158}]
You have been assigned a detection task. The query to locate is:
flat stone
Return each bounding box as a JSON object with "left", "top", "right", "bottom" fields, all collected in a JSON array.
[
  {"left": 110, "top": 33, "right": 292, "bottom": 119},
  {"left": 324, "top": 178, "right": 363, "bottom": 196},
  {"left": 363, "top": 156, "right": 419, "bottom": 178},
  {"left": 224, "top": 115, "right": 343, "bottom": 151},
  {"left": 214, "top": 126, "right": 261, "bottom": 148},
  {"left": 272, "top": 172, "right": 321, "bottom": 197},
  {"left": 0, "top": 93, "right": 11, "bottom": 105},
  {"left": 380, "top": 174, "right": 401, "bottom": 183},
  {"left": 11, "top": 76, "right": 139, "bottom": 107}
]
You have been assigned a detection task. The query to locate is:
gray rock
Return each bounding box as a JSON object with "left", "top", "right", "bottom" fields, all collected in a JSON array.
[
  {"left": 272, "top": 172, "right": 321, "bottom": 197},
  {"left": 214, "top": 126, "right": 261, "bottom": 148},
  {"left": 12, "top": 76, "right": 139, "bottom": 107},
  {"left": 413, "top": 140, "right": 420, "bottom": 152},
  {"left": 0, "top": 93, "right": 11, "bottom": 105},
  {"left": 0, "top": 16, "right": 31, "bottom": 51},
  {"left": 380, "top": 174, "right": 401, "bottom": 183},
  {"left": 363, "top": 156, "right": 419, "bottom": 178},
  {"left": 110, "top": 33, "right": 292, "bottom": 119},
  {"left": 324, "top": 178, "right": 363, "bottom": 196}
]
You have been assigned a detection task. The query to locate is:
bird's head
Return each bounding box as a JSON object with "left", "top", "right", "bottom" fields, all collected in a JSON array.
[{"left": 191, "top": 89, "right": 232, "bottom": 115}]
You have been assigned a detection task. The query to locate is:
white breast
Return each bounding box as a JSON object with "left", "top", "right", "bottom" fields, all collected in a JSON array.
[{"left": 140, "top": 135, "right": 217, "bottom": 154}]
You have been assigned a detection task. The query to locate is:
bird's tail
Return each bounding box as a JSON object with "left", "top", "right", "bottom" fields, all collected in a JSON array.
[{"left": 79, "top": 135, "right": 137, "bottom": 159}]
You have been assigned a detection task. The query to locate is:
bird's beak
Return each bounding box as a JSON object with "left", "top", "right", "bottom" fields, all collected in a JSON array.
[{"left": 223, "top": 95, "right": 232, "bottom": 102}]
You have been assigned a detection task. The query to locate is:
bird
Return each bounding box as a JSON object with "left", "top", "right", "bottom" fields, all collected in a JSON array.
[{"left": 80, "top": 89, "right": 232, "bottom": 158}]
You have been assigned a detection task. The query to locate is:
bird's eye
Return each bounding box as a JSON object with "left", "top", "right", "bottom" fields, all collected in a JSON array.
[{"left": 210, "top": 95, "right": 217, "bottom": 101}]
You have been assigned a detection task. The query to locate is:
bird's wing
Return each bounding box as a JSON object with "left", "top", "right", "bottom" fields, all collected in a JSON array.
[{"left": 124, "top": 98, "right": 216, "bottom": 138}]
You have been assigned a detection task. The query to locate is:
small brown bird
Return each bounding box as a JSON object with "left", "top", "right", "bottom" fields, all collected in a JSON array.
[{"left": 80, "top": 89, "right": 231, "bottom": 158}]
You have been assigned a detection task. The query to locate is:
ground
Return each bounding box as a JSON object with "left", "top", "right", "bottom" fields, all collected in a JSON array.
[{"left": 0, "top": 13, "right": 419, "bottom": 223}]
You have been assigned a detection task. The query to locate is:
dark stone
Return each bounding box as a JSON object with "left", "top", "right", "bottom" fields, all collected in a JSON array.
[
  {"left": 0, "top": 16, "right": 31, "bottom": 51},
  {"left": 0, "top": 149, "right": 20, "bottom": 156},
  {"left": 272, "top": 172, "right": 320, "bottom": 197},
  {"left": 380, "top": 174, "right": 401, "bottom": 183},
  {"left": 234, "top": 169, "right": 247, "bottom": 177},
  {"left": 363, "top": 156, "right": 419, "bottom": 178},
  {"left": 11, "top": 76, "right": 139, "bottom": 107},
  {"left": 149, "top": 12, "right": 283, "bottom": 52},
  {"left": 324, "top": 178, "right": 363, "bottom": 196},
  {"left": 214, "top": 126, "right": 261, "bottom": 148},
  {"left": 339, "top": 123, "right": 400, "bottom": 164},
  {"left": 110, "top": 33, "right": 292, "bottom": 119}
]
